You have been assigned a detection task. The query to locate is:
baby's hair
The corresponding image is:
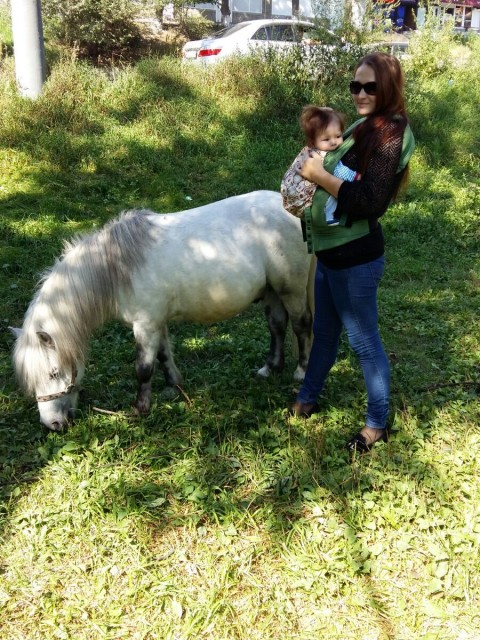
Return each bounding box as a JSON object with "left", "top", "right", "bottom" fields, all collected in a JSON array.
[{"left": 300, "top": 105, "right": 346, "bottom": 147}]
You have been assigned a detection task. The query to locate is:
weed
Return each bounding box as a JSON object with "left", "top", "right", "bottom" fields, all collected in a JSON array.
[{"left": 0, "top": 29, "right": 479, "bottom": 640}]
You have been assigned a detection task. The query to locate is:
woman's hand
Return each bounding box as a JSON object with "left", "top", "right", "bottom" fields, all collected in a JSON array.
[
  {"left": 299, "top": 151, "right": 343, "bottom": 198},
  {"left": 298, "top": 151, "right": 327, "bottom": 183}
]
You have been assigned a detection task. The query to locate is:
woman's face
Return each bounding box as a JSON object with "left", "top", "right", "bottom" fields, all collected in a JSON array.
[{"left": 352, "top": 64, "right": 377, "bottom": 116}]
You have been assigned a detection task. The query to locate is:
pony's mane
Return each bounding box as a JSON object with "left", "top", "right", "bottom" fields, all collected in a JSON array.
[{"left": 14, "top": 210, "right": 157, "bottom": 394}]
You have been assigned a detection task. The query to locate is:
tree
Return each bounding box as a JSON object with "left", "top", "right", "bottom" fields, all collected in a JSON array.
[{"left": 219, "top": 0, "right": 231, "bottom": 25}]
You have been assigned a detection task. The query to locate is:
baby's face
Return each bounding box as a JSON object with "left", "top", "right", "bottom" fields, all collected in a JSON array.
[{"left": 314, "top": 123, "right": 343, "bottom": 152}]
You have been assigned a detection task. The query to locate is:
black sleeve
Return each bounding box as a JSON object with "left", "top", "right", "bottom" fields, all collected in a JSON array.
[{"left": 335, "top": 121, "right": 404, "bottom": 225}]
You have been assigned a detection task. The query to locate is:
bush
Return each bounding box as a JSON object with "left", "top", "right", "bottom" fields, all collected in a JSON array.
[
  {"left": 229, "top": 42, "right": 370, "bottom": 116},
  {"left": 41, "top": 0, "right": 142, "bottom": 59},
  {"left": 175, "top": 13, "right": 217, "bottom": 41},
  {"left": 405, "top": 30, "right": 480, "bottom": 169},
  {"left": 402, "top": 14, "right": 457, "bottom": 79}
]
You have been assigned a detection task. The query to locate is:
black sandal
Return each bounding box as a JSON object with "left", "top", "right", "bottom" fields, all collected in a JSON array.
[
  {"left": 346, "top": 429, "right": 388, "bottom": 454},
  {"left": 288, "top": 402, "right": 320, "bottom": 418}
]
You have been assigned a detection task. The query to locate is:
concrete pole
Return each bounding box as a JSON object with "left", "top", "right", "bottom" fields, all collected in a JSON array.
[{"left": 11, "top": 0, "right": 46, "bottom": 98}]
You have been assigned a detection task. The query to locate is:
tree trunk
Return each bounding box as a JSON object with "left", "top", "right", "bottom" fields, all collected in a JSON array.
[{"left": 220, "top": 0, "right": 231, "bottom": 25}]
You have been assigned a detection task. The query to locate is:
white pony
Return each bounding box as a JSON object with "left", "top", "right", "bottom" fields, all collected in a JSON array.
[{"left": 11, "top": 191, "right": 313, "bottom": 430}]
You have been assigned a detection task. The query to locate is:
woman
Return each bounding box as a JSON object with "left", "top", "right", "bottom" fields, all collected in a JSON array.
[{"left": 291, "top": 52, "right": 415, "bottom": 454}]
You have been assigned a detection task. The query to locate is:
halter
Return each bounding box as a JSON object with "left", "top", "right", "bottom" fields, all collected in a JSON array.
[{"left": 36, "top": 366, "right": 78, "bottom": 403}]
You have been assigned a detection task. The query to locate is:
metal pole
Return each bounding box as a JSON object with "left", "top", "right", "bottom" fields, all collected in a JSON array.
[{"left": 11, "top": 0, "right": 46, "bottom": 98}]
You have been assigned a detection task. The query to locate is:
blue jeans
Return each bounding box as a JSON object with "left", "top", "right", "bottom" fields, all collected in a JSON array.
[{"left": 297, "top": 257, "right": 390, "bottom": 429}]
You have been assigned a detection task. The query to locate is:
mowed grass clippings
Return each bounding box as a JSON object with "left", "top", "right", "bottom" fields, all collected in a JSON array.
[{"left": 1, "top": 26, "right": 480, "bottom": 640}]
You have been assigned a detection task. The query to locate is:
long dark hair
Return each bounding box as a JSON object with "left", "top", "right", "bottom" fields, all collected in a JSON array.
[{"left": 353, "top": 52, "right": 409, "bottom": 193}]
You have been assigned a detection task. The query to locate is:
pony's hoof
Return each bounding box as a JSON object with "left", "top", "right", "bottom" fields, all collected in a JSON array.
[
  {"left": 133, "top": 402, "right": 151, "bottom": 416},
  {"left": 288, "top": 401, "right": 320, "bottom": 418},
  {"left": 293, "top": 366, "right": 306, "bottom": 382},
  {"left": 160, "top": 386, "right": 180, "bottom": 400},
  {"left": 256, "top": 366, "right": 271, "bottom": 378},
  {"left": 132, "top": 407, "right": 150, "bottom": 418}
]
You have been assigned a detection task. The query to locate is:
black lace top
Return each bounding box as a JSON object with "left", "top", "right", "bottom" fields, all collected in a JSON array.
[{"left": 315, "top": 118, "right": 406, "bottom": 269}]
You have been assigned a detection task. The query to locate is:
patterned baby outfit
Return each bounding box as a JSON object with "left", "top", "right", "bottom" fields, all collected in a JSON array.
[
  {"left": 281, "top": 148, "right": 359, "bottom": 223},
  {"left": 280, "top": 147, "right": 327, "bottom": 218}
]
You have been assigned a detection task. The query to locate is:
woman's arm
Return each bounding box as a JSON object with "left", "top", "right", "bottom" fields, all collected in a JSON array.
[{"left": 336, "top": 123, "right": 404, "bottom": 223}]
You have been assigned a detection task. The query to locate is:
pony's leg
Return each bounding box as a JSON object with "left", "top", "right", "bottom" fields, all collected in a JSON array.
[
  {"left": 281, "top": 293, "right": 313, "bottom": 382},
  {"left": 133, "top": 322, "right": 166, "bottom": 414},
  {"left": 257, "top": 289, "right": 289, "bottom": 378},
  {"left": 133, "top": 320, "right": 177, "bottom": 414},
  {"left": 289, "top": 303, "right": 312, "bottom": 382},
  {"left": 134, "top": 324, "right": 184, "bottom": 413},
  {"left": 157, "top": 326, "right": 183, "bottom": 388}
]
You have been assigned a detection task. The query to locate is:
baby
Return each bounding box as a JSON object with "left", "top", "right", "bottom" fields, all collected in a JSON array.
[{"left": 281, "top": 105, "right": 359, "bottom": 225}]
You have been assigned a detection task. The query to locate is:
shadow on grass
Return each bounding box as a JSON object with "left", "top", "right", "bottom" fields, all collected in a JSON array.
[
  {"left": 0, "top": 294, "right": 478, "bottom": 636},
  {"left": 0, "top": 55, "right": 479, "bottom": 632}
]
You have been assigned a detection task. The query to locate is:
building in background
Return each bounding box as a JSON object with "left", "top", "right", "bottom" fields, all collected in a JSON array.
[
  {"left": 189, "top": 0, "right": 366, "bottom": 26},
  {"left": 434, "top": 0, "right": 480, "bottom": 32},
  {"left": 375, "top": 0, "right": 480, "bottom": 32},
  {"left": 180, "top": 0, "right": 480, "bottom": 33}
]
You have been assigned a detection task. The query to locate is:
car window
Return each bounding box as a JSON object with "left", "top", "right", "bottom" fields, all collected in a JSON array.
[
  {"left": 252, "top": 27, "right": 269, "bottom": 41},
  {"left": 271, "top": 25, "right": 295, "bottom": 42},
  {"left": 251, "top": 25, "right": 297, "bottom": 42},
  {"left": 294, "top": 26, "right": 311, "bottom": 43}
]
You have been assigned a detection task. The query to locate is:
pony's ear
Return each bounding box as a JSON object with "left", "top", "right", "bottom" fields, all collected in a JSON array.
[
  {"left": 8, "top": 327, "right": 23, "bottom": 338},
  {"left": 37, "top": 331, "right": 56, "bottom": 349}
]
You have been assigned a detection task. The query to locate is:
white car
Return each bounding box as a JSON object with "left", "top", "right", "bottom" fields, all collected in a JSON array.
[
  {"left": 369, "top": 39, "right": 410, "bottom": 60},
  {"left": 182, "top": 18, "right": 316, "bottom": 65}
]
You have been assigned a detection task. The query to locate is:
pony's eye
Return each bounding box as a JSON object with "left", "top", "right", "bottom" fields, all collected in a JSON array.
[{"left": 49, "top": 368, "right": 60, "bottom": 380}]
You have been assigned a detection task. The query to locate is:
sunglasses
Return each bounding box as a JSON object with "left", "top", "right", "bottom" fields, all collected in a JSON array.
[{"left": 349, "top": 81, "right": 377, "bottom": 96}]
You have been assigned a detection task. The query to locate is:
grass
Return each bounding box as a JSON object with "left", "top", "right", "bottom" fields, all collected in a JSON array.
[{"left": 1, "top": 28, "right": 480, "bottom": 639}]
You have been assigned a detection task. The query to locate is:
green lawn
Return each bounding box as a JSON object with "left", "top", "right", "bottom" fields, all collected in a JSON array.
[{"left": 0, "top": 30, "right": 479, "bottom": 640}]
